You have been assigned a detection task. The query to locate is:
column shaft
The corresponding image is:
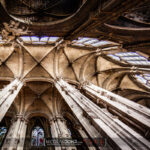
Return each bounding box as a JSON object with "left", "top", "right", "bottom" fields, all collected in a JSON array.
[
  {"left": 50, "top": 120, "right": 62, "bottom": 150},
  {"left": 51, "top": 120, "right": 59, "bottom": 138},
  {"left": 0, "top": 79, "right": 23, "bottom": 121},
  {"left": 75, "top": 126, "right": 96, "bottom": 150},
  {"left": 1, "top": 115, "right": 27, "bottom": 150},
  {"left": 50, "top": 116, "right": 77, "bottom": 150},
  {"left": 17, "top": 121, "right": 27, "bottom": 150},
  {"left": 55, "top": 79, "right": 150, "bottom": 150},
  {"left": 57, "top": 118, "right": 70, "bottom": 138},
  {"left": 82, "top": 82, "right": 150, "bottom": 128}
]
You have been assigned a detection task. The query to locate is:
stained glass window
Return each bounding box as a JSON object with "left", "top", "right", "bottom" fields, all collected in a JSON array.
[
  {"left": 31, "top": 126, "right": 45, "bottom": 147},
  {"left": 0, "top": 127, "right": 7, "bottom": 146}
]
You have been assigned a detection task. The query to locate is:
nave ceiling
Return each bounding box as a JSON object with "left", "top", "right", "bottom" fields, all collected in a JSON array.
[
  {"left": 0, "top": 40, "right": 150, "bottom": 114},
  {"left": 0, "top": 0, "right": 149, "bottom": 117}
]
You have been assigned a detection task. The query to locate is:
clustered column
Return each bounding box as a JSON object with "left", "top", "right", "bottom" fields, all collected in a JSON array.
[
  {"left": 50, "top": 115, "right": 76, "bottom": 150},
  {"left": 0, "top": 78, "right": 23, "bottom": 121},
  {"left": 1, "top": 114, "right": 27, "bottom": 150},
  {"left": 81, "top": 81, "right": 150, "bottom": 134},
  {"left": 55, "top": 78, "right": 150, "bottom": 150},
  {"left": 74, "top": 125, "right": 96, "bottom": 150}
]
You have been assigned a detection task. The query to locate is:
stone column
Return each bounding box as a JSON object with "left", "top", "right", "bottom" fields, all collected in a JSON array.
[
  {"left": 74, "top": 125, "right": 96, "bottom": 150},
  {"left": 17, "top": 119, "right": 27, "bottom": 150},
  {"left": 55, "top": 116, "right": 70, "bottom": 138},
  {"left": 55, "top": 78, "right": 150, "bottom": 150},
  {"left": 1, "top": 114, "right": 27, "bottom": 150},
  {"left": 50, "top": 116, "right": 76, "bottom": 150},
  {"left": 0, "top": 79, "right": 23, "bottom": 121},
  {"left": 50, "top": 119, "right": 59, "bottom": 138},
  {"left": 50, "top": 119, "right": 61, "bottom": 150},
  {"left": 81, "top": 81, "right": 150, "bottom": 129}
]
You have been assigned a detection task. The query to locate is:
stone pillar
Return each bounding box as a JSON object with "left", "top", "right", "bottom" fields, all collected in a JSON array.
[
  {"left": 50, "top": 116, "right": 76, "bottom": 150},
  {"left": 17, "top": 119, "right": 27, "bottom": 150},
  {"left": 50, "top": 119, "right": 61, "bottom": 150},
  {"left": 50, "top": 119, "right": 59, "bottom": 138},
  {"left": 74, "top": 125, "right": 96, "bottom": 150},
  {"left": 1, "top": 114, "right": 27, "bottom": 150},
  {"left": 55, "top": 78, "right": 150, "bottom": 150},
  {"left": 81, "top": 82, "right": 150, "bottom": 129},
  {"left": 55, "top": 116, "right": 70, "bottom": 138},
  {"left": 0, "top": 79, "right": 23, "bottom": 121}
]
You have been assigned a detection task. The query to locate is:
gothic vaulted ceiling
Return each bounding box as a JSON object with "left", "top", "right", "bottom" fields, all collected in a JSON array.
[{"left": 0, "top": 0, "right": 150, "bottom": 116}]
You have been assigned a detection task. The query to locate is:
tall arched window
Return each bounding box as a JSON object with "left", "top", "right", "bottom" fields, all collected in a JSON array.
[
  {"left": 31, "top": 126, "right": 45, "bottom": 147},
  {"left": 0, "top": 127, "right": 7, "bottom": 146}
]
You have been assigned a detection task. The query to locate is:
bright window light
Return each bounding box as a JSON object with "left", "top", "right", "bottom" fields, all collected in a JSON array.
[
  {"left": 31, "top": 36, "right": 39, "bottom": 42},
  {"left": 19, "top": 36, "right": 60, "bottom": 44},
  {"left": 135, "top": 74, "right": 150, "bottom": 88},
  {"left": 20, "top": 36, "right": 31, "bottom": 42},
  {"left": 40, "top": 36, "right": 49, "bottom": 42},
  {"left": 48, "top": 37, "right": 59, "bottom": 42},
  {"left": 108, "top": 52, "right": 150, "bottom": 66},
  {"left": 71, "top": 37, "right": 115, "bottom": 48}
]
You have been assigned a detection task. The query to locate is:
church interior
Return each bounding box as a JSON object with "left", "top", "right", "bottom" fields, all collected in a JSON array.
[{"left": 0, "top": 0, "right": 150, "bottom": 150}]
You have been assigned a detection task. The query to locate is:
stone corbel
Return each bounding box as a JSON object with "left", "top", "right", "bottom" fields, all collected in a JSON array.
[{"left": 56, "top": 115, "right": 66, "bottom": 122}]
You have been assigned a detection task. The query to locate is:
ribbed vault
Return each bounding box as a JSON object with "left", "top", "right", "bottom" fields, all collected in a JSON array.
[{"left": 0, "top": 37, "right": 149, "bottom": 116}]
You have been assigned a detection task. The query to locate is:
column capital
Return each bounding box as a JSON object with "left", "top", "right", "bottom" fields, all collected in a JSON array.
[
  {"left": 56, "top": 115, "right": 66, "bottom": 122},
  {"left": 56, "top": 76, "right": 63, "bottom": 81},
  {"left": 13, "top": 114, "right": 28, "bottom": 122},
  {"left": 54, "top": 77, "right": 65, "bottom": 83},
  {"left": 50, "top": 115, "right": 66, "bottom": 123}
]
